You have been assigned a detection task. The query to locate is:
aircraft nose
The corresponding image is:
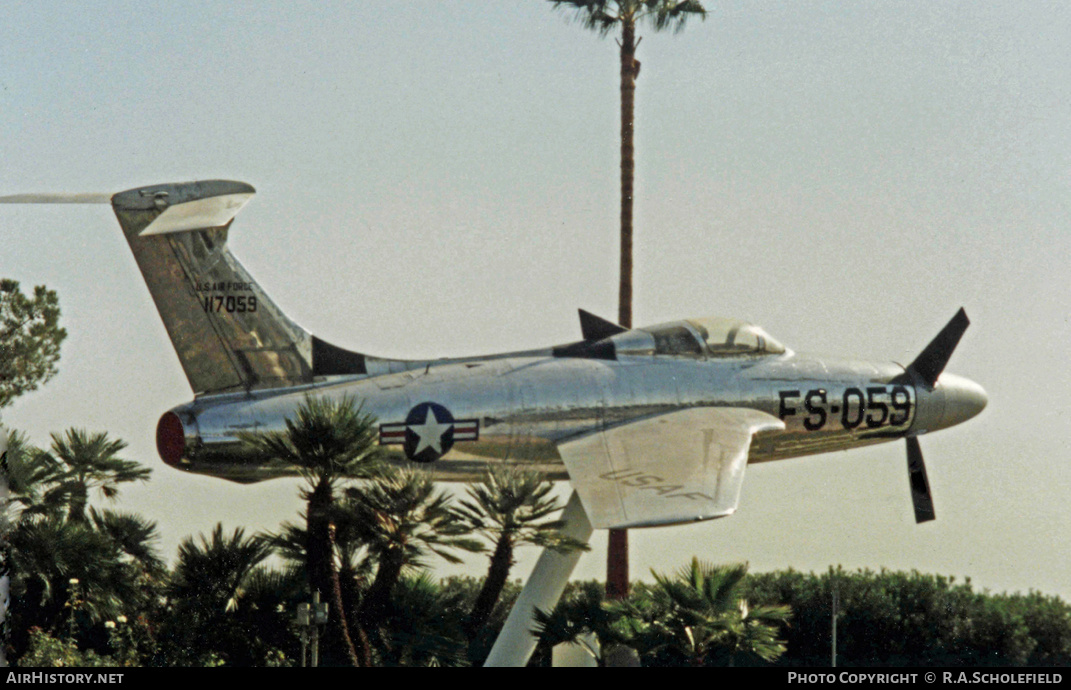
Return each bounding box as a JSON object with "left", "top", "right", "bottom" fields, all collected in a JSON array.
[
  {"left": 938, "top": 373, "right": 987, "bottom": 428},
  {"left": 912, "top": 372, "right": 987, "bottom": 434}
]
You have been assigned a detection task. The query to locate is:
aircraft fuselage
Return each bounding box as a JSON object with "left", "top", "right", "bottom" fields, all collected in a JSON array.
[
  {"left": 159, "top": 348, "right": 983, "bottom": 484},
  {"left": 4, "top": 180, "right": 987, "bottom": 527}
]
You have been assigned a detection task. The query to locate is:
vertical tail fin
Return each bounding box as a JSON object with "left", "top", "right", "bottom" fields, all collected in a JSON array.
[{"left": 112, "top": 180, "right": 315, "bottom": 395}]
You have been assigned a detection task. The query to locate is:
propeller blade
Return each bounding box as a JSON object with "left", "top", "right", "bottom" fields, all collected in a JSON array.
[
  {"left": 906, "top": 308, "right": 969, "bottom": 388},
  {"left": 906, "top": 436, "right": 935, "bottom": 523},
  {"left": 0, "top": 193, "right": 110, "bottom": 204}
]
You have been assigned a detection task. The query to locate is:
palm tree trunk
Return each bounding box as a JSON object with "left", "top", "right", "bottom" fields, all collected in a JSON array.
[
  {"left": 618, "top": 20, "right": 637, "bottom": 331},
  {"left": 340, "top": 562, "right": 373, "bottom": 666},
  {"left": 68, "top": 482, "right": 89, "bottom": 523},
  {"left": 608, "top": 18, "right": 639, "bottom": 602},
  {"left": 307, "top": 478, "right": 361, "bottom": 665},
  {"left": 306, "top": 478, "right": 334, "bottom": 607},
  {"left": 359, "top": 550, "right": 405, "bottom": 633},
  {"left": 327, "top": 524, "right": 364, "bottom": 666},
  {"left": 465, "top": 534, "right": 514, "bottom": 639}
]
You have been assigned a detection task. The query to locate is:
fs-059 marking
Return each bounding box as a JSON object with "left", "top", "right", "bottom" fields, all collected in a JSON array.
[{"left": 777, "top": 384, "right": 915, "bottom": 432}]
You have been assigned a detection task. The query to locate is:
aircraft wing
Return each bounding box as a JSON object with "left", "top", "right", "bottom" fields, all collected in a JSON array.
[{"left": 556, "top": 407, "right": 784, "bottom": 529}]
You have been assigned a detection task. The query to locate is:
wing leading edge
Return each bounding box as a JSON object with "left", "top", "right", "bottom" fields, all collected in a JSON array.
[{"left": 557, "top": 407, "right": 784, "bottom": 529}]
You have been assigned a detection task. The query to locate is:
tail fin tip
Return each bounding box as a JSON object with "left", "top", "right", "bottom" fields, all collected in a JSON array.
[{"left": 112, "top": 180, "right": 256, "bottom": 236}]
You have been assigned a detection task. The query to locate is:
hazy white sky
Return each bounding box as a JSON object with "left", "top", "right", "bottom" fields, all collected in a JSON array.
[{"left": 2, "top": 1, "right": 1069, "bottom": 597}]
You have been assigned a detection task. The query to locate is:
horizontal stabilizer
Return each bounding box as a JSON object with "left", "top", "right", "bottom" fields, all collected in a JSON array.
[
  {"left": 111, "top": 180, "right": 256, "bottom": 236},
  {"left": 140, "top": 192, "right": 254, "bottom": 236},
  {"left": 0, "top": 193, "right": 110, "bottom": 204}
]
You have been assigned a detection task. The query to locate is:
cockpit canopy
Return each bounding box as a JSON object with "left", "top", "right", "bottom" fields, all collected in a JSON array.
[{"left": 613, "top": 317, "right": 787, "bottom": 358}]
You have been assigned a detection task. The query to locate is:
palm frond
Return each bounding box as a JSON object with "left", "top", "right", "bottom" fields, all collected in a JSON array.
[
  {"left": 88, "top": 507, "right": 164, "bottom": 571},
  {"left": 170, "top": 523, "right": 273, "bottom": 611},
  {"left": 239, "top": 394, "right": 385, "bottom": 488}
]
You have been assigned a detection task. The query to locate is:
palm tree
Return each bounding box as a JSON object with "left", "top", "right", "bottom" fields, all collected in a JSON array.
[
  {"left": 621, "top": 558, "right": 791, "bottom": 666},
  {"left": 88, "top": 507, "right": 167, "bottom": 642},
  {"left": 549, "top": 0, "right": 707, "bottom": 329},
  {"left": 267, "top": 519, "right": 372, "bottom": 586},
  {"left": 343, "top": 468, "right": 482, "bottom": 644},
  {"left": 241, "top": 394, "right": 383, "bottom": 666},
  {"left": 161, "top": 524, "right": 280, "bottom": 666},
  {"left": 7, "top": 515, "right": 146, "bottom": 653},
  {"left": 169, "top": 524, "right": 272, "bottom": 615},
  {"left": 89, "top": 508, "right": 165, "bottom": 576},
  {"left": 549, "top": 0, "right": 708, "bottom": 600},
  {"left": 43, "top": 429, "right": 151, "bottom": 523},
  {"left": 456, "top": 466, "right": 588, "bottom": 640},
  {"left": 379, "top": 573, "right": 472, "bottom": 667},
  {"left": 2, "top": 430, "right": 67, "bottom": 521},
  {"left": 4, "top": 429, "right": 162, "bottom": 663},
  {"left": 532, "top": 581, "right": 622, "bottom": 665},
  {"left": 266, "top": 516, "right": 375, "bottom": 664}
]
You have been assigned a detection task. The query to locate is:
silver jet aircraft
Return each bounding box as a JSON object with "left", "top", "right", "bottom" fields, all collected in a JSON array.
[
  {"left": 46, "top": 179, "right": 984, "bottom": 529},
  {"left": 4, "top": 178, "right": 988, "bottom": 665}
]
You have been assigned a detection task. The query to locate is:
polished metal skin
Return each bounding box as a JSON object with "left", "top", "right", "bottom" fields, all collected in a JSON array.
[
  {"left": 168, "top": 342, "right": 982, "bottom": 475},
  {"left": 98, "top": 180, "right": 985, "bottom": 528}
]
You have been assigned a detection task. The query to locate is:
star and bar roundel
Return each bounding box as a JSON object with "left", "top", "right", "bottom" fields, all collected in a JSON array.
[{"left": 378, "top": 402, "right": 479, "bottom": 463}]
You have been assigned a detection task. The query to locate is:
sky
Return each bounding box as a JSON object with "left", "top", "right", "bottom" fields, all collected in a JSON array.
[{"left": 2, "top": 1, "right": 1069, "bottom": 600}]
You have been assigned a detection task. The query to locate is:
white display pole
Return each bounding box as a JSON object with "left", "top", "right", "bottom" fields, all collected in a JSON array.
[{"left": 484, "top": 490, "right": 593, "bottom": 667}]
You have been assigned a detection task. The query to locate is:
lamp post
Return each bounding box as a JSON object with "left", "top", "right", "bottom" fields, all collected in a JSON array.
[
  {"left": 296, "top": 591, "right": 329, "bottom": 667},
  {"left": 831, "top": 577, "right": 839, "bottom": 667}
]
